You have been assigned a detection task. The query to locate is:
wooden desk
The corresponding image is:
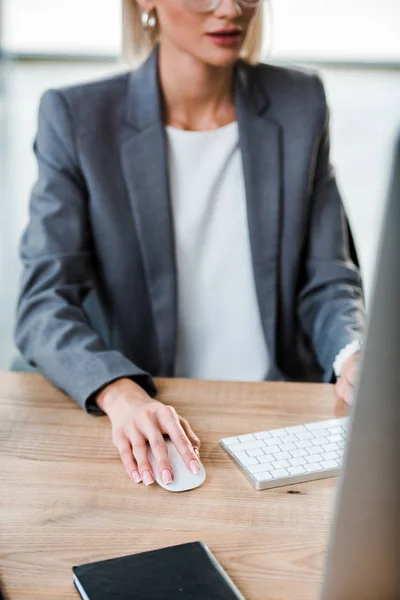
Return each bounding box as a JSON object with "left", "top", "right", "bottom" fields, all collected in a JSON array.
[{"left": 0, "top": 373, "right": 346, "bottom": 600}]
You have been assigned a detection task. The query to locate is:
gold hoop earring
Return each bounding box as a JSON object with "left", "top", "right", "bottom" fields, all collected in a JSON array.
[{"left": 141, "top": 10, "right": 157, "bottom": 31}]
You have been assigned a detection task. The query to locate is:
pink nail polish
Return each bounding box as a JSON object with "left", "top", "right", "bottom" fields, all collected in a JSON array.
[
  {"left": 189, "top": 460, "right": 200, "bottom": 474},
  {"left": 161, "top": 469, "right": 173, "bottom": 484},
  {"left": 132, "top": 471, "right": 142, "bottom": 484},
  {"left": 142, "top": 470, "right": 154, "bottom": 486}
]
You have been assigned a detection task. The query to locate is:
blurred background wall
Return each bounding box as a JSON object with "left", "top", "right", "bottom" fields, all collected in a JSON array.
[{"left": 1, "top": 0, "right": 400, "bottom": 370}]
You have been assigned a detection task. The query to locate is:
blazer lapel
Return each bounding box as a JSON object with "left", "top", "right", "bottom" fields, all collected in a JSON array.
[
  {"left": 120, "top": 49, "right": 177, "bottom": 376},
  {"left": 119, "top": 52, "right": 282, "bottom": 378},
  {"left": 235, "top": 63, "right": 282, "bottom": 372}
]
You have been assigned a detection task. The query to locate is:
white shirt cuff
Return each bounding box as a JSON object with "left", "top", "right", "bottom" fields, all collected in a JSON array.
[{"left": 333, "top": 340, "right": 362, "bottom": 377}]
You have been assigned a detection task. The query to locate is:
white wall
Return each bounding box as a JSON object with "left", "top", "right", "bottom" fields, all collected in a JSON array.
[
  {"left": 3, "top": 0, "right": 400, "bottom": 61},
  {"left": 270, "top": 0, "right": 400, "bottom": 62},
  {"left": 3, "top": 0, "right": 121, "bottom": 54}
]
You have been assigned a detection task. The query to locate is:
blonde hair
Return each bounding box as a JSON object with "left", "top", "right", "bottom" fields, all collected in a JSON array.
[{"left": 122, "top": 0, "right": 269, "bottom": 67}]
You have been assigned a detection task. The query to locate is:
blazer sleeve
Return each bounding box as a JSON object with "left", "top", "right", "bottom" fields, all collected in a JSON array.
[
  {"left": 297, "top": 75, "right": 366, "bottom": 382},
  {"left": 14, "top": 89, "right": 157, "bottom": 413}
]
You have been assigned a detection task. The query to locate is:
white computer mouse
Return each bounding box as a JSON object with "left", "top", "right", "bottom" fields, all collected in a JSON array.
[{"left": 148, "top": 439, "right": 206, "bottom": 492}]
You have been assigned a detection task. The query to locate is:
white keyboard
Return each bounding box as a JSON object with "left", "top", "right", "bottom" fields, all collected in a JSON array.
[{"left": 220, "top": 417, "right": 349, "bottom": 490}]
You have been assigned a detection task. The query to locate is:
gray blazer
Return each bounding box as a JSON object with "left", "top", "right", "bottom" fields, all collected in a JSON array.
[{"left": 15, "top": 48, "right": 365, "bottom": 412}]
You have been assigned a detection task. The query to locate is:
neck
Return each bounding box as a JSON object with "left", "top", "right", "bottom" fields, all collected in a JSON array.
[{"left": 158, "top": 41, "right": 237, "bottom": 131}]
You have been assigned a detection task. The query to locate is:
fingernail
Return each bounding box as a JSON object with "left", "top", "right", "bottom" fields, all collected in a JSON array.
[
  {"left": 142, "top": 470, "right": 154, "bottom": 486},
  {"left": 132, "top": 470, "right": 142, "bottom": 484},
  {"left": 190, "top": 459, "right": 201, "bottom": 474},
  {"left": 161, "top": 469, "right": 173, "bottom": 485}
]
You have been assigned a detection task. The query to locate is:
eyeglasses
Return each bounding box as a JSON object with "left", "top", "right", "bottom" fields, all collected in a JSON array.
[{"left": 183, "top": 0, "right": 264, "bottom": 13}]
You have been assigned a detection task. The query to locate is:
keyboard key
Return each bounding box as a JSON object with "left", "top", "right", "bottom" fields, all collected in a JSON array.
[
  {"left": 249, "top": 463, "right": 274, "bottom": 474},
  {"left": 270, "top": 429, "right": 287, "bottom": 438},
  {"left": 323, "top": 443, "right": 339, "bottom": 452},
  {"left": 237, "top": 434, "right": 256, "bottom": 442},
  {"left": 328, "top": 434, "right": 343, "bottom": 443},
  {"left": 291, "top": 449, "right": 308, "bottom": 458},
  {"left": 289, "top": 457, "right": 307, "bottom": 467},
  {"left": 288, "top": 466, "right": 306, "bottom": 476},
  {"left": 281, "top": 434, "right": 297, "bottom": 443},
  {"left": 258, "top": 454, "right": 275, "bottom": 464},
  {"left": 320, "top": 428, "right": 331, "bottom": 437},
  {"left": 279, "top": 442, "right": 296, "bottom": 452},
  {"left": 229, "top": 440, "right": 264, "bottom": 452},
  {"left": 271, "top": 468, "right": 290, "bottom": 478},
  {"left": 285, "top": 425, "right": 306, "bottom": 434},
  {"left": 272, "top": 459, "right": 290, "bottom": 469},
  {"left": 296, "top": 440, "right": 313, "bottom": 449},
  {"left": 311, "top": 445, "right": 324, "bottom": 455},
  {"left": 274, "top": 451, "right": 291, "bottom": 460},
  {"left": 337, "top": 440, "right": 346, "bottom": 449},
  {"left": 273, "top": 438, "right": 285, "bottom": 447},
  {"left": 305, "top": 463, "right": 323, "bottom": 472},
  {"left": 306, "top": 454, "right": 323, "bottom": 464},
  {"left": 247, "top": 448, "right": 265, "bottom": 457},
  {"left": 322, "top": 451, "right": 339, "bottom": 461},
  {"left": 330, "top": 419, "right": 348, "bottom": 428},
  {"left": 254, "top": 431, "right": 272, "bottom": 440},
  {"left": 295, "top": 431, "right": 313, "bottom": 441},
  {"left": 254, "top": 472, "right": 273, "bottom": 482},
  {"left": 312, "top": 437, "right": 329, "bottom": 446},
  {"left": 306, "top": 421, "right": 329, "bottom": 431},
  {"left": 321, "top": 460, "right": 339, "bottom": 469},
  {"left": 263, "top": 445, "right": 280, "bottom": 455},
  {"left": 222, "top": 437, "right": 239, "bottom": 446},
  {"left": 325, "top": 444, "right": 340, "bottom": 452},
  {"left": 264, "top": 438, "right": 279, "bottom": 446},
  {"left": 235, "top": 452, "right": 259, "bottom": 466},
  {"left": 306, "top": 419, "right": 339, "bottom": 431},
  {"left": 328, "top": 427, "right": 343, "bottom": 435}
]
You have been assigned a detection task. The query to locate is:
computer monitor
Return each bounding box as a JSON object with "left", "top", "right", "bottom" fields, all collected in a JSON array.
[{"left": 320, "top": 136, "right": 400, "bottom": 599}]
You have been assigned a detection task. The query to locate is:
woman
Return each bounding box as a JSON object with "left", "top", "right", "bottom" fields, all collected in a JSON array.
[{"left": 15, "top": 0, "right": 365, "bottom": 487}]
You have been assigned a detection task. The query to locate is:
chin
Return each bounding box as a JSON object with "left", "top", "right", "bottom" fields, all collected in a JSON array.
[{"left": 199, "top": 47, "right": 243, "bottom": 68}]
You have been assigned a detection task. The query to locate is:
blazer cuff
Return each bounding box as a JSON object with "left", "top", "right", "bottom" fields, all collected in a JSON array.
[
  {"left": 50, "top": 350, "right": 158, "bottom": 413},
  {"left": 333, "top": 340, "right": 362, "bottom": 378},
  {"left": 323, "top": 333, "right": 364, "bottom": 383}
]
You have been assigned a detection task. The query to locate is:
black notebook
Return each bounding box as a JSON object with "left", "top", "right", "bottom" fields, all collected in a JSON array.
[{"left": 73, "top": 541, "right": 245, "bottom": 599}]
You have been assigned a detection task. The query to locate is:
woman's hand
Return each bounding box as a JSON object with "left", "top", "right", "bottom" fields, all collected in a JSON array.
[
  {"left": 335, "top": 353, "right": 360, "bottom": 405},
  {"left": 96, "top": 378, "right": 201, "bottom": 486}
]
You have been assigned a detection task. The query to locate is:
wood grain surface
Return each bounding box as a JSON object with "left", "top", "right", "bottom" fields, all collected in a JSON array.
[{"left": 0, "top": 373, "right": 347, "bottom": 599}]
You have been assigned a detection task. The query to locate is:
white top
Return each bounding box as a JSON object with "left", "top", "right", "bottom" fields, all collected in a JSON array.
[{"left": 166, "top": 122, "right": 269, "bottom": 381}]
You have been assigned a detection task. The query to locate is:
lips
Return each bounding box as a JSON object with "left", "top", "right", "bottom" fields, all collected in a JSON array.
[
  {"left": 208, "top": 28, "right": 242, "bottom": 38},
  {"left": 206, "top": 28, "right": 243, "bottom": 47}
]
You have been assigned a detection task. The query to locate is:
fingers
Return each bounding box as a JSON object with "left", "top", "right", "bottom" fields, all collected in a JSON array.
[
  {"left": 341, "top": 353, "right": 360, "bottom": 386},
  {"left": 141, "top": 411, "right": 173, "bottom": 485},
  {"left": 111, "top": 402, "right": 201, "bottom": 487},
  {"left": 129, "top": 426, "right": 156, "bottom": 486},
  {"left": 344, "top": 362, "right": 357, "bottom": 386},
  {"left": 180, "top": 418, "right": 201, "bottom": 456},
  {"left": 130, "top": 408, "right": 174, "bottom": 486},
  {"left": 113, "top": 434, "right": 142, "bottom": 483},
  {"left": 159, "top": 406, "right": 201, "bottom": 474},
  {"left": 335, "top": 376, "right": 353, "bottom": 406}
]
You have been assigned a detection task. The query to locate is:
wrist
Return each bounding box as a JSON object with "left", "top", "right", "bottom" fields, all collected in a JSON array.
[
  {"left": 95, "top": 378, "right": 149, "bottom": 415},
  {"left": 333, "top": 340, "right": 362, "bottom": 377},
  {"left": 341, "top": 351, "right": 360, "bottom": 378}
]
